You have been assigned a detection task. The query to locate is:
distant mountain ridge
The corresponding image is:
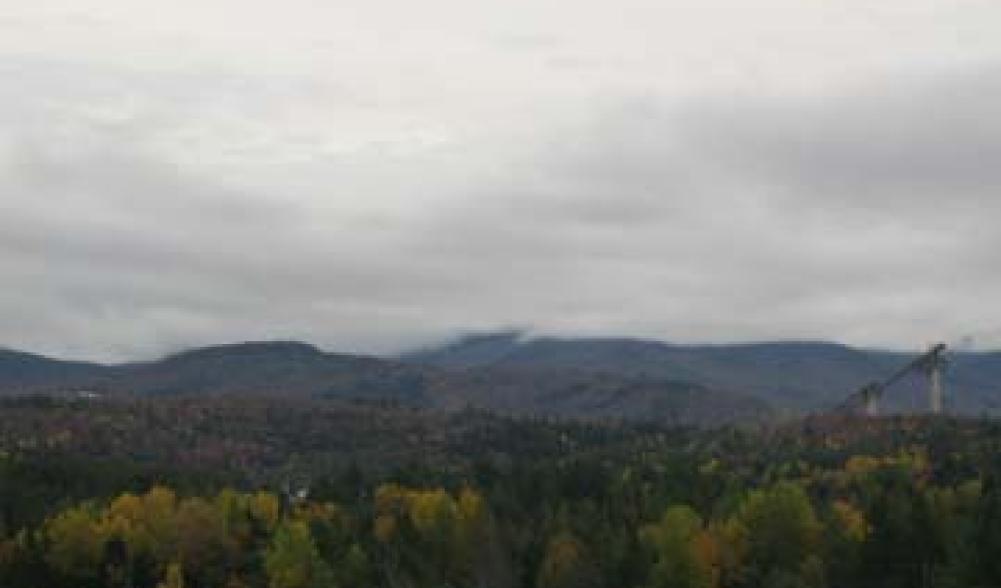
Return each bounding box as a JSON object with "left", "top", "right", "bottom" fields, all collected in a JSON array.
[
  {"left": 403, "top": 332, "right": 1001, "bottom": 413},
  {"left": 0, "top": 341, "right": 431, "bottom": 402},
  {"left": 0, "top": 347, "right": 106, "bottom": 391},
  {"left": 5, "top": 333, "right": 1001, "bottom": 420},
  {"left": 0, "top": 340, "right": 768, "bottom": 425}
]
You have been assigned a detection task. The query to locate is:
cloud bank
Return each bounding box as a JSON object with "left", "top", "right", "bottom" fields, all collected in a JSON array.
[{"left": 3, "top": 1, "right": 1001, "bottom": 360}]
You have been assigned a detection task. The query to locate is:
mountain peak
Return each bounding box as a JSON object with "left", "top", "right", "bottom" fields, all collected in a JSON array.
[{"left": 158, "top": 340, "right": 325, "bottom": 364}]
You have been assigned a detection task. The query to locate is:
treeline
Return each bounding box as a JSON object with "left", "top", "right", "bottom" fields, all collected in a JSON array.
[
  {"left": 5, "top": 398, "right": 1001, "bottom": 586},
  {"left": 4, "top": 450, "right": 1001, "bottom": 587}
]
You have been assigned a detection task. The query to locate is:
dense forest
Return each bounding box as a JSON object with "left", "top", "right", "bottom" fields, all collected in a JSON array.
[{"left": 3, "top": 396, "right": 1001, "bottom": 587}]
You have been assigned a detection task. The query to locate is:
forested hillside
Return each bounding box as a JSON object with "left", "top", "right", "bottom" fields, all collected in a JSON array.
[{"left": 2, "top": 395, "right": 1001, "bottom": 588}]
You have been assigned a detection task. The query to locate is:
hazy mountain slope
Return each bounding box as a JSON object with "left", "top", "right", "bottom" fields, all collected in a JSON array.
[
  {"left": 0, "top": 341, "right": 768, "bottom": 424},
  {"left": 407, "top": 331, "right": 528, "bottom": 368},
  {"left": 8, "top": 334, "right": 998, "bottom": 419},
  {"left": 404, "top": 335, "right": 899, "bottom": 408},
  {"left": 426, "top": 366, "right": 771, "bottom": 424},
  {"left": 103, "top": 342, "right": 433, "bottom": 403},
  {"left": 0, "top": 343, "right": 431, "bottom": 402},
  {"left": 404, "top": 333, "right": 1001, "bottom": 413},
  {"left": 0, "top": 348, "right": 108, "bottom": 395}
]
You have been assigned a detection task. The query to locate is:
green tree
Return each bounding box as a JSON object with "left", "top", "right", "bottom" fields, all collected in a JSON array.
[
  {"left": 642, "top": 505, "right": 710, "bottom": 588},
  {"left": 175, "top": 497, "right": 231, "bottom": 588},
  {"left": 972, "top": 475, "right": 1001, "bottom": 586},
  {"left": 734, "top": 482, "right": 821, "bottom": 586},
  {"left": 44, "top": 504, "right": 103, "bottom": 587},
  {"left": 337, "top": 544, "right": 373, "bottom": 587},
  {"left": 265, "top": 521, "right": 335, "bottom": 588}
]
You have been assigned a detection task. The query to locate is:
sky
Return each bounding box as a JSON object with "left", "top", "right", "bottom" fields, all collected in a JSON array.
[{"left": 3, "top": 0, "right": 1001, "bottom": 362}]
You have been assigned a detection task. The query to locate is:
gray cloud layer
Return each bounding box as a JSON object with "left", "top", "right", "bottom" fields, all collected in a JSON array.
[{"left": 3, "top": 2, "right": 1001, "bottom": 361}]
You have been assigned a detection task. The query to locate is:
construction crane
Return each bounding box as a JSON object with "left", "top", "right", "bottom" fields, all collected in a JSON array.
[{"left": 841, "top": 343, "right": 948, "bottom": 416}]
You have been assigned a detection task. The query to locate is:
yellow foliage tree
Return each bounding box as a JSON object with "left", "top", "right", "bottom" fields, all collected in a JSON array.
[
  {"left": 250, "top": 491, "right": 281, "bottom": 532},
  {"left": 44, "top": 505, "right": 103, "bottom": 580},
  {"left": 157, "top": 562, "right": 185, "bottom": 588},
  {"left": 832, "top": 500, "right": 869, "bottom": 543}
]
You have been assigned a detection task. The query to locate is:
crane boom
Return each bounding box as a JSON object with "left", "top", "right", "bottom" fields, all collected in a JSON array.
[{"left": 839, "top": 343, "right": 947, "bottom": 415}]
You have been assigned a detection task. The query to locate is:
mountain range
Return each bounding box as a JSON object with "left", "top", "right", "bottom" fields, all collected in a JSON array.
[
  {"left": 406, "top": 332, "right": 1001, "bottom": 413},
  {"left": 2, "top": 332, "right": 1000, "bottom": 422}
]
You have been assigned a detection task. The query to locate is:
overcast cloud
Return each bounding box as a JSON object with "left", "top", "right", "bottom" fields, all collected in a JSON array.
[{"left": 3, "top": 0, "right": 1001, "bottom": 361}]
